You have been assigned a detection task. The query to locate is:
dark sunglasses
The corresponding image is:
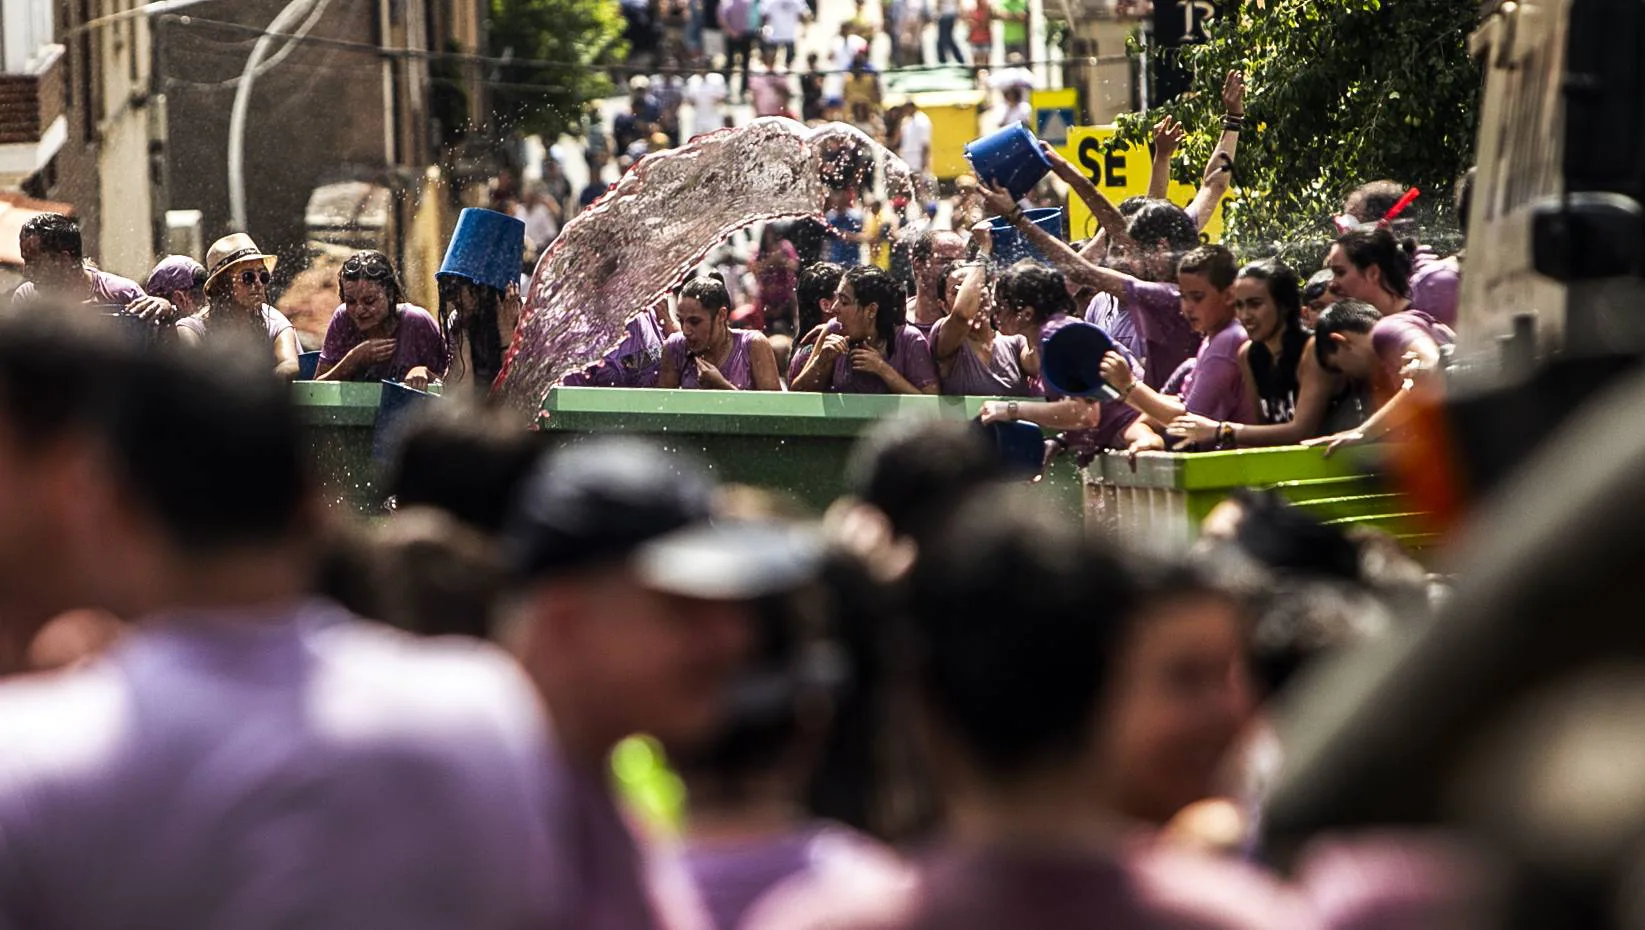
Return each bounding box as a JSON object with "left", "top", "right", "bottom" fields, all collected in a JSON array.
[
  {"left": 239, "top": 269, "right": 271, "bottom": 286},
  {"left": 342, "top": 255, "right": 393, "bottom": 278}
]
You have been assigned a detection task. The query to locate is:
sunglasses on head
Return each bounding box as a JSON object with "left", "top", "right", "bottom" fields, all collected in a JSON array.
[
  {"left": 239, "top": 269, "right": 271, "bottom": 286},
  {"left": 342, "top": 255, "right": 393, "bottom": 277}
]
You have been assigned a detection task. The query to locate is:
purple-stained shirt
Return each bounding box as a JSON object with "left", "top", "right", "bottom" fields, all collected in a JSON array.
[
  {"left": 317, "top": 303, "right": 449, "bottom": 383},
  {"left": 663, "top": 329, "right": 758, "bottom": 389},
  {"left": 175, "top": 303, "right": 294, "bottom": 345},
  {"left": 683, "top": 824, "right": 889, "bottom": 930},
  {"left": 561, "top": 311, "right": 666, "bottom": 388},
  {"left": 1123, "top": 279, "right": 1199, "bottom": 391},
  {"left": 745, "top": 841, "right": 1306, "bottom": 930},
  {"left": 824, "top": 323, "right": 939, "bottom": 394},
  {"left": 930, "top": 317, "right": 1031, "bottom": 397},
  {"left": 1086, "top": 292, "right": 1145, "bottom": 366},
  {"left": 11, "top": 269, "right": 147, "bottom": 308},
  {"left": 1370, "top": 309, "right": 1455, "bottom": 379},
  {"left": 0, "top": 600, "right": 561, "bottom": 930},
  {"left": 1034, "top": 313, "right": 1141, "bottom": 462},
  {"left": 1408, "top": 247, "right": 1460, "bottom": 329},
  {"left": 1181, "top": 317, "right": 1250, "bottom": 423}
]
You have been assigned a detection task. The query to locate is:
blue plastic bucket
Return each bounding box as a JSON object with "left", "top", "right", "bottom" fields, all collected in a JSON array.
[
  {"left": 438, "top": 208, "right": 526, "bottom": 292},
  {"left": 977, "top": 419, "right": 1048, "bottom": 476},
  {"left": 1041, "top": 321, "right": 1122, "bottom": 401},
  {"left": 964, "top": 122, "right": 1052, "bottom": 200},
  {"left": 988, "top": 207, "right": 1064, "bottom": 266}
]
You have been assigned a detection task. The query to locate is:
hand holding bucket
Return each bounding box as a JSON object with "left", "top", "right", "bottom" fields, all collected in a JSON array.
[
  {"left": 1041, "top": 321, "right": 1123, "bottom": 402},
  {"left": 964, "top": 123, "right": 1053, "bottom": 202}
]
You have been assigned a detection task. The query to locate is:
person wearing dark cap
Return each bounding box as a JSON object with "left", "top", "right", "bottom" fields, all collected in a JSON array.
[
  {"left": 143, "top": 255, "right": 207, "bottom": 322},
  {"left": 499, "top": 437, "right": 823, "bottom": 930}
]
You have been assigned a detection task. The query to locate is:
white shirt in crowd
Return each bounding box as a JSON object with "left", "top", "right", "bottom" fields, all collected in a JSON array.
[
  {"left": 899, "top": 109, "right": 933, "bottom": 173},
  {"left": 686, "top": 73, "right": 730, "bottom": 137},
  {"left": 999, "top": 98, "right": 1032, "bottom": 131},
  {"left": 515, "top": 200, "right": 559, "bottom": 252},
  {"left": 762, "top": 0, "right": 809, "bottom": 44}
]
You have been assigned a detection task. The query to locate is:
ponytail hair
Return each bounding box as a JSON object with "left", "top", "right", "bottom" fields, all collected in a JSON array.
[{"left": 1333, "top": 226, "right": 1414, "bottom": 299}]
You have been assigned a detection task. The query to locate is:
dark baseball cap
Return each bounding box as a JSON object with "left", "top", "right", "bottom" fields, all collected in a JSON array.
[
  {"left": 504, "top": 438, "right": 822, "bottom": 600},
  {"left": 145, "top": 255, "right": 206, "bottom": 296}
]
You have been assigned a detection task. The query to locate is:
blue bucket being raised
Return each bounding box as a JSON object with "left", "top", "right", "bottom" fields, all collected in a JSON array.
[
  {"left": 964, "top": 122, "right": 1052, "bottom": 200},
  {"left": 976, "top": 418, "right": 1048, "bottom": 477},
  {"left": 1041, "top": 321, "right": 1122, "bottom": 402},
  {"left": 438, "top": 208, "right": 525, "bottom": 293},
  {"left": 989, "top": 208, "right": 1064, "bottom": 266}
]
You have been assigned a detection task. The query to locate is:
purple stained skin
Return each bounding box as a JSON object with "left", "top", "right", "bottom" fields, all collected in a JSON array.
[{"left": 494, "top": 119, "right": 920, "bottom": 412}]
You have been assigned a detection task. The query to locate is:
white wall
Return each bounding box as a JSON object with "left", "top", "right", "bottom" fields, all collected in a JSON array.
[{"left": 2, "top": 0, "right": 57, "bottom": 74}]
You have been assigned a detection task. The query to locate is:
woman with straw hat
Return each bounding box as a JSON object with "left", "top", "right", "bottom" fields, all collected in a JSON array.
[{"left": 177, "top": 233, "right": 301, "bottom": 381}]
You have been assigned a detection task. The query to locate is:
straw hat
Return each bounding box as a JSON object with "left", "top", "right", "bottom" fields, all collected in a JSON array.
[{"left": 204, "top": 233, "right": 278, "bottom": 290}]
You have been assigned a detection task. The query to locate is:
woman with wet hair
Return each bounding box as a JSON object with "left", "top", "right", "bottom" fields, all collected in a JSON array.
[
  {"left": 929, "top": 261, "right": 1032, "bottom": 397},
  {"left": 787, "top": 262, "right": 846, "bottom": 383},
  {"left": 659, "top": 275, "right": 781, "bottom": 391},
  {"left": 438, "top": 276, "right": 521, "bottom": 394},
  {"left": 316, "top": 251, "right": 447, "bottom": 389},
  {"left": 791, "top": 266, "right": 937, "bottom": 395},
  {"left": 1325, "top": 226, "right": 1418, "bottom": 317}
]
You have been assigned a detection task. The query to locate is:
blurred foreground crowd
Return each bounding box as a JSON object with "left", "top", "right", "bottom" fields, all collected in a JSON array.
[{"left": 0, "top": 298, "right": 1492, "bottom": 930}]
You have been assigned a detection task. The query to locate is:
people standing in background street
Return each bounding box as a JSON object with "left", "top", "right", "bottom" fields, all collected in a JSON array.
[
  {"left": 825, "top": 190, "right": 866, "bottom": 268},
  {"left": 720, "top": 0, "right": 760, "bottom": 102},
  {"left": 749, "top": 47, "right": 794, "bottom": 118},
  {"left": 179, "top": 233, "right": 302, "bottom": 382},
  {"left": 613, "top": 76, "right": 660, "bottom": 156},
  {"left": 997, "top": 82, "right": 1031, "bottom": 130},
  {"left": 800, "top": 53, "right": 826, "bottom": 121},
  {"left": 700, "top": 0, "right": 726, "bottom": 66},
  {"left": 761, "top": 0, "right": 809, "bottom": 70},
  {"left": 892, "top": 99, "right": 934, "bottom": 179},
  {"left": 998, "top": 0, "right": 1027, "bottom": 60},
  {"left": 513, "top": 182, "right": 563, "bottom": 255},
  {"left": 687, "top": 71, "right": 730, "bottom": 138},
  {"left": 893, "top": 0, "right": 929, "bottom": 66},
  {"left": 967, "top": 0, "right": 993, "bottom": 66},
  {"left": 935, "top": 0, "right": 966, "bottom": 63},
  {"left": 752, "top": 224, "right": 801, "bottom": 334}
]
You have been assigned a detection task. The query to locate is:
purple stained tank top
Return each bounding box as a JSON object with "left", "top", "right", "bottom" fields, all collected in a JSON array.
[
  {"left": 935, "top": 321, "right": 1031, "bottom": 397},
  {"left": 664, "top": 329, "right": 758, "bottom": 389}
]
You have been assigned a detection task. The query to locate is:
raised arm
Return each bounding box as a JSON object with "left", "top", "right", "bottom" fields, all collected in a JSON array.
[
  {"left": 1041, "top": 142, "right": 1136, "bottom": 253},
  {"left": 933, "top": 263, "right": 987, "bottom": 367},
  {"left": 1186, "top": 70, "right": 1243, "bottom": 232},
  {"left": 977, "top": 181, "right": 1139, "bottom": 299},
  {"left": 1147, "top": 116, "right": 1186, "bottom": 202}
]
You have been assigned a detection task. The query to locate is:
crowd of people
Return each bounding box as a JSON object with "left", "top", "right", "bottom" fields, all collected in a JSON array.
[{"left": 0, "top": 292, "right": 1465, "bottom": 927}]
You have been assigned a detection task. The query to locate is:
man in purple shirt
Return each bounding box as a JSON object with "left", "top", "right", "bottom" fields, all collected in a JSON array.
[
  {"left": 10, "top": 213, "right": 176, "bottom": 325},
  {"left": 0, "top": 314, "right": 561, "bottom": 929},
  {"left": 499, "top": 437, "right": 824, "bottom": 930},
  {"left": 1305, "top": 299, "right": 1453, "bottom": 455}
]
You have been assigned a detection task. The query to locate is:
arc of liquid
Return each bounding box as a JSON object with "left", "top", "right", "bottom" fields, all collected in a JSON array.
[{"left": 493, "top": 119, "right": 922, "bottom": 413}]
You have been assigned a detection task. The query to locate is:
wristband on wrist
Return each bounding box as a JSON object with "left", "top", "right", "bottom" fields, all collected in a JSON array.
[
  {"left": 1217, "top": 422, "right": 1236, "bottom": 447},
  {"left": 1222, "top": 115, "right": 1245, "bottom": 132},
  {"left": 1007, "top": 401, "right": 1020, "bottom": 420},
  {"left": 1118, "top": 382, "right": 1134, "bottom": 401}
]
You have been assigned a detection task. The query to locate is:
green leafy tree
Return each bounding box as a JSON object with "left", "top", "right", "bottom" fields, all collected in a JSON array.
[
  {"left": 487, "top": 0, "right": 627, "bottom": 140},
  {"left": 1115, "top": 0, "right": 1479, "bottom": 263}
]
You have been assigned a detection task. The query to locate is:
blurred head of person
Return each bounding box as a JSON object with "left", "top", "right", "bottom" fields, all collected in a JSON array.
[
  {"left": 908, "top": 488, "right": 1137, "bottom": 818},
  {"left": 385, "top": 400, "right": 545, "bottom": 534},
  {"left": 144, "top": 256, "right": 208, "bottom": 317},
  {"left": 849, "top": 418, "right": 1008, "bottom": 547},
  {"left": 498, "top": 438, "right": 820, "bottom": 762},
  {"left": 0, "top": 312, "right": 316, "bottom": 657},
  {"left": 1312, "top": 299, "right": 1384, "bottom": 381},
  {"left": 19, "top": 213, "right": 86, "bottom": 296},
  {"left": 1096, "top": 556, "right": 1255, "bottom": 825}
]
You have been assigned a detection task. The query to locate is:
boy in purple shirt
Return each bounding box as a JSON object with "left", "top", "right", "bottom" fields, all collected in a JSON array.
[{"left": 1099, "top": 245, "right": 1251, "bottom": 449}]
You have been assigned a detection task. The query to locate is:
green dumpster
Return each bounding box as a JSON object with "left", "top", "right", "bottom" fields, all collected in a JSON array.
[
  {"left": 1083, "top": 446, "right": 1430, "bottom": 548},
  {"left": 542, "top": 387, "right": 1085, "bottom": 516},
  {"left": 294, "top": 381, "right": 387, "bottom": 513}
]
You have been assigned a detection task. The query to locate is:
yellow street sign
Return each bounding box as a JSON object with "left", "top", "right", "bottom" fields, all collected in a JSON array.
[{"left": 1062, "top": 125, "right": 1225, "bottom": 243}]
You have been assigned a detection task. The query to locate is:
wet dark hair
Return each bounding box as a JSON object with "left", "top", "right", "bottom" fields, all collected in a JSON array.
[
  {"left": 438, "top": 276, "right": 507, "bottom": 390},
  {"left": 1343, "top": 180, "right": 1408, "bottom": 224},
  {"left": 1126, "top": 200, "right": 1199, "bottom": 253},
  {"left": 1334, "top": 226, "right": 1415, "bottom": 298},
  {"left": 1302, "top": 269, "right": 1334, "bottom": 305},
  {"left": 1237, "top": 259, "right": 1304, "bottom": 329},
  {"left": 1118, "top": 196, "right": 1150, "bottom": 218},
  {"left": 337, "top": 250, "right": 405, "bottom": 308},
  {"left": 21, "top": 213, "right": 82, "bottom": 261},
  {"left": 680, "top": 274, "right": 732, "bottom": 316},
  {"left": 385, "top": 400, "right": 546, "bottom": 534},
  {"left": 318, "top": 506, "right": 503, "bottom": 640},
  {"left": 909, "top": 488, "right": 1136, "bottom": 782},
  {"left": 797, "top": 262, "right": 844, "bottom": 333},
  {"left": 1313, "top": 299, "right": 1382, "bottom": 367},
  {"left": 842, "top": 265, "right": 904, "bottom": 346},
  {"left": 911, "top": 229, "right": 963, "bottom": 268},
  {"left": 1177, "top": 244, "right": 1239, "bottom": 290},
  {"left": 994, "top": 261, "right": 1074, "bottom": 325}
]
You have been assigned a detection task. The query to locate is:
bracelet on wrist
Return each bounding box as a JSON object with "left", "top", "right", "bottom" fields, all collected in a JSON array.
[
  {"left": 1007, "top": 401, "right": 1020, "bottom": 420},
  {"left": 1118, "top": 382, "right": 1134, "bottom": 401}
]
